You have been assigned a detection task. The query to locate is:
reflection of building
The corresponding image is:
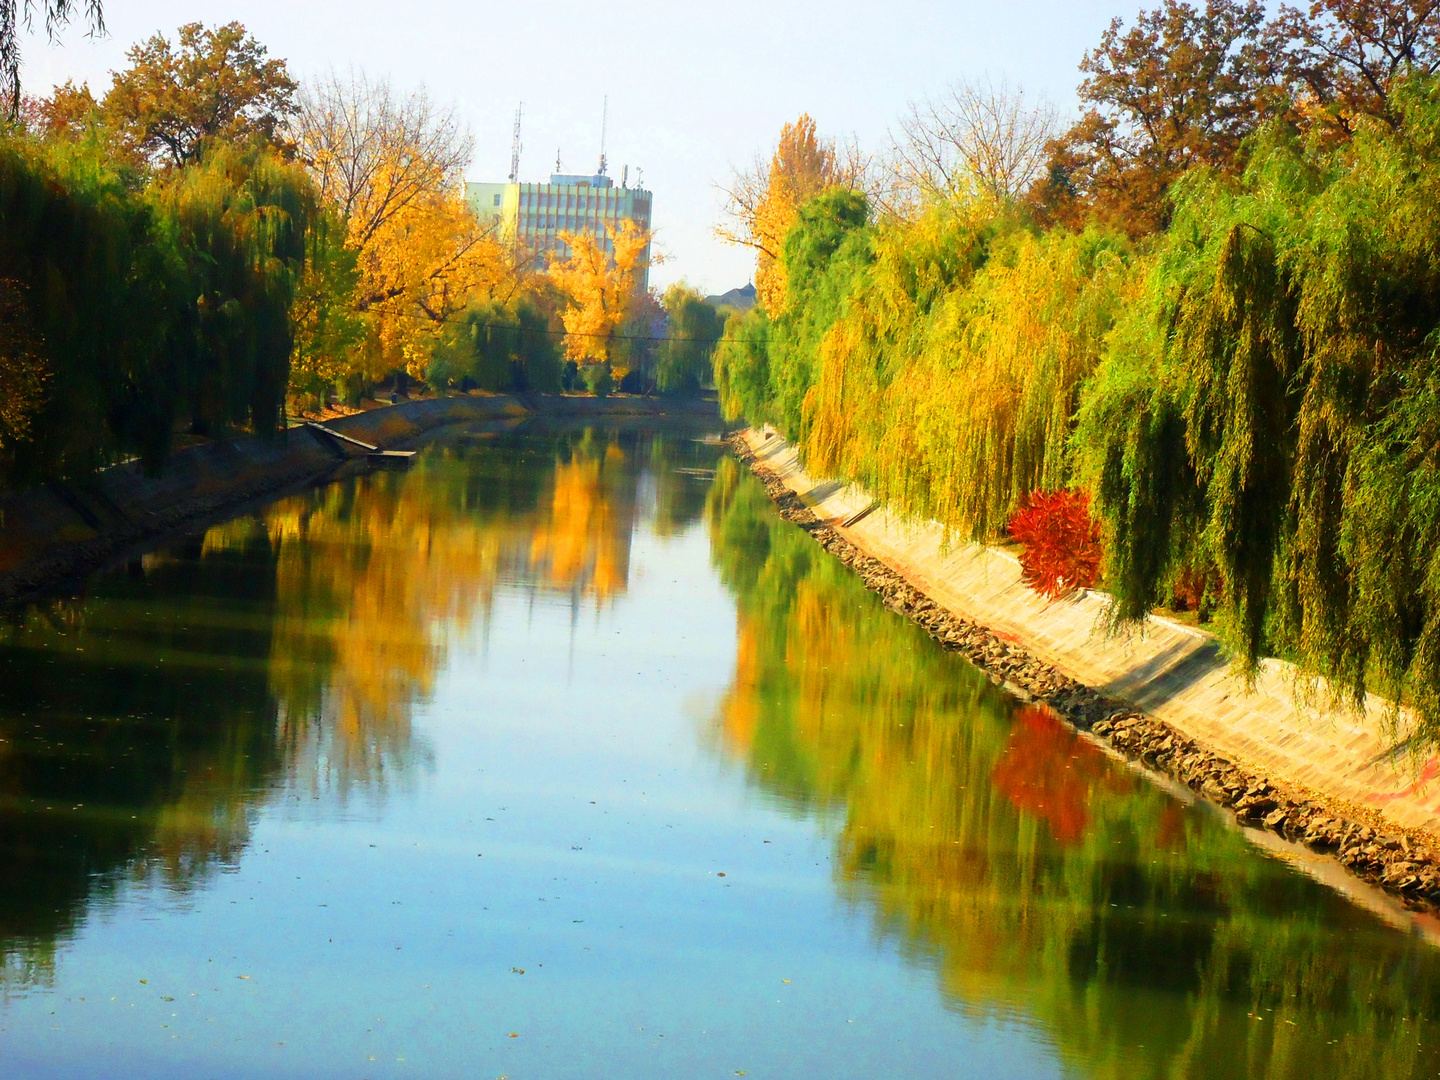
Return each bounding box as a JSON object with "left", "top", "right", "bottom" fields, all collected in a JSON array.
[{"left": 466, "top": 170, "right": 653, "bottom": 289}]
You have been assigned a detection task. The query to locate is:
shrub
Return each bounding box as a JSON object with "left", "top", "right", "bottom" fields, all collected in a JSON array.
[
  {"left": 1006, "top": 489, "right": 1102, "bottom": 599},
  {"left": 581, "top": 362, "right": 612, "bottom": 398}
]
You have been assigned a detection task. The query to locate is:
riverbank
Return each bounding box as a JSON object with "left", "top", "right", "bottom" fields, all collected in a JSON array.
[
  {"left": 733, "top": 427, "right": 1440, "bottom": 914},
  {"left": 0, "top": 393, "right": 719, "bottom": 606}
]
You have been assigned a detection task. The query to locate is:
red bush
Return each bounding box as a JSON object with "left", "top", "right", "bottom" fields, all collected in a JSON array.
[{"left": 1006, "top": 488, "right": 1102, "bottom": 599}]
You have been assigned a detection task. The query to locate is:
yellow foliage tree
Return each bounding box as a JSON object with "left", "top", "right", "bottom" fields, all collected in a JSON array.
[
  {"left": 546, "top": 220, "right": 650, "bottom": 366},
  {"left": 294, "top": 72, "right": 518, "bottom": 384},
  {"left": 719, "top": 114, "right": 867, "bottom": 311},
  {"left": 356, "top": 186, "right": 512, "bottom": 376}
]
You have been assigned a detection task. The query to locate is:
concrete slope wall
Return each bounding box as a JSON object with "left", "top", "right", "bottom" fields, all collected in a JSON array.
[
  {"left": 744, "top": 428, "right": 1440, "bottom": 835},
  {"left": 0, "top": 394, "right": 718, "bottom": 602}
]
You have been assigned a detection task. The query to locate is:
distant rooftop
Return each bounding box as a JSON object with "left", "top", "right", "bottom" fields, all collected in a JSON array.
[{"left": 706, "top": 283, "right": 756, "bottom": 311}]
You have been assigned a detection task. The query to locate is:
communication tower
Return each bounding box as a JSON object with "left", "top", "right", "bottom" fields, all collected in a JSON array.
[
  {"left": 508, "top": 103, "right": 523, "bottom": 183},
  {"left": 598, "top": 96, "right": 608, "bottom": 177}
]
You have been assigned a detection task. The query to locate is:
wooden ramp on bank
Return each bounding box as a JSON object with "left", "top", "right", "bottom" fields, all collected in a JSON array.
[{"left": 303, "top": 421, "right": 415, "bottom": 465}]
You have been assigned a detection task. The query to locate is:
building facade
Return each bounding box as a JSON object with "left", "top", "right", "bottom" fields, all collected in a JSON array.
[{"left": 466, "top": 172, "right": 653, "bottom": 289}]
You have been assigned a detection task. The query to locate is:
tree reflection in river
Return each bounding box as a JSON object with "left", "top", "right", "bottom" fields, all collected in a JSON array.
[
  {"left": 0, "top": 424, "right": 716, "bottom": 990},
  {"left": 705, "top": 455, "right": 1440, "bottom": 1080},
  {"left": 0, "top": 529, "right": 284, "bottom": 990}
]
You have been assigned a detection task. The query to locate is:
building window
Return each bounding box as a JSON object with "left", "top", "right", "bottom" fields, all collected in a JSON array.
[{"left": 493, "top": 194, "right": 502, "bottom": 207}]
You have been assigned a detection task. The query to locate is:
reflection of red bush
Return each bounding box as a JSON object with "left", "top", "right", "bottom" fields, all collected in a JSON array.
[
  {"left": 1006, "top": 489, "right": 1102, "bottom": 600},
  {"left": 991, "top": 705, "right": 1107, "bottom": 843}
]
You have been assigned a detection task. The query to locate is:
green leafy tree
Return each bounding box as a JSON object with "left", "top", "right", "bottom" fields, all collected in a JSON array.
[
  {"left": 0, "top": 136, "right": 184, "bottom": 484},
  {"left": 1072, "top": 76, "right": 1440, "bottom": 738},
  {"left": 655, "top": 285, "right": 724, "bottom": 395},
  {"left": 581, "top": 361, "right": 613, "bottom": 398},
  {"left": 288, "top": 211, "right": 369, "bottom": 407},
  {"left": 103, "top": 22, "right": 297, "bottom": 170},
  {"left": 427, "top": 296, "right": 562, "bottom": 393},
  {"left": 713, "top": 307, "right": 770, "bottom": 422},
  {"left": 158, "top": 143, "right": 313, "bottom": 437}
]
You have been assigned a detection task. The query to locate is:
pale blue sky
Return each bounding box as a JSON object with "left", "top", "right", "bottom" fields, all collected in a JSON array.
[{"left": 22, "top": 0, "right": 1126, "bottom": 292}]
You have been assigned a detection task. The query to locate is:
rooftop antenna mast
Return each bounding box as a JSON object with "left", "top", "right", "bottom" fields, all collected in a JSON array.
[
  {"left": 508, "top": 102, "right": 523, "bottom": 183},
  {"left": 597, "top": 95, "right": 608, "bottom": 177}
]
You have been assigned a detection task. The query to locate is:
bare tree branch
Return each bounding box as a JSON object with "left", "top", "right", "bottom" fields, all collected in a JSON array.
[
  {"left": 884, "top": 77, "right": 1058, "bottom": 211},
  {"left": 294, "top": 70, "right": 474, "bottom": 248}
]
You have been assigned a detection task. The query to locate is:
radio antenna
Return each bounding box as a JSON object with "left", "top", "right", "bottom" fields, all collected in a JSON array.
[
  {"left": 598, "top": 95, "right": 608, "bottom": 176},
  {"left": 508, "top": 102, "right": 523, "bottom": 183}
]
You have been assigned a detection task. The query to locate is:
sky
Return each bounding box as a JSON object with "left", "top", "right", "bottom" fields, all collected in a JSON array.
[{"left": 20, "top": 0, "right": 1128, "bottom": 294}]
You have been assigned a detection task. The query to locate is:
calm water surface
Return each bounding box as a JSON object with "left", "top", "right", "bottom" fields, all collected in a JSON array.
[{"left": 2, "top": 422, "right": 1440, "bottom": 1079}]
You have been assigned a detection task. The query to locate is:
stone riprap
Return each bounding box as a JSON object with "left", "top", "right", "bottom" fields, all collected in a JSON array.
[{"left": 733, "top": 427, "right": 1440, "bottom": 913}]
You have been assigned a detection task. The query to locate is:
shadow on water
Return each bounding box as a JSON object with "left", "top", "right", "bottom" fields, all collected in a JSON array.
[
  {"left": 0, "top": 423, "right": 719, "bottom": 991},
  {"left": 703, "top": 454, "right": 1440, "bottom": 1080}
]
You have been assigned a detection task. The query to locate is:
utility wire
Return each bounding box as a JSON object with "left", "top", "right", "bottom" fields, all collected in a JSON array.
[{"left": 467, "top": 321, "right": 740, "bottom": 344}]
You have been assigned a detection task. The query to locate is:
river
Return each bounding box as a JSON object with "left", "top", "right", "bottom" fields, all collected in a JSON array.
[{"left": 1, "top": 419, "right": 1438, "bottom": 1079}]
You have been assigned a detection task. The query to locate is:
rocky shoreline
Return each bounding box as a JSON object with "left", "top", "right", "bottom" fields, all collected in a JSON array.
[{"left": 731, "top": 431, "right": 1440, "bottom": 914}]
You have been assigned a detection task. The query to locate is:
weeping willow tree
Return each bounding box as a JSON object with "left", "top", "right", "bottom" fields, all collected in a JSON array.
[
  {"left": 425, "top": 295, "right": 562, "bottom": 393},
  {"left": 0, "top": 133, "right": 317, "bottom": 490},
  {"left": 762, "top": 187, "right": 874, "bottom": 441},
  {"left": 159, "top": 143, "right": 312, "bottom": 438},
  {"left": 1074, "top": 74, "right": 1440, "bottom": 738},
  {"left": 802, "top": 201, "right": 1131, "bottom": 540},
  {"left": 720, "top": 72, "right": 1440, "bottom": 744},
  {"left": 0, "top": 136, "right": 184, "bottom": 485},
  {"left": 713, "top": 305, "right": 771, "bottom": 424}
]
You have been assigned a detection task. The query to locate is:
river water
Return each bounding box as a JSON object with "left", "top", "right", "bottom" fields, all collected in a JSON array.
[{"left": 2, "top": 420, "right": 1439, "bottom": 1079}]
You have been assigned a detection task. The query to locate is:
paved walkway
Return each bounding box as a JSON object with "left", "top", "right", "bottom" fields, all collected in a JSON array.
[{"left": 744, "top": 428, "right": 1440, "bottom": 835}]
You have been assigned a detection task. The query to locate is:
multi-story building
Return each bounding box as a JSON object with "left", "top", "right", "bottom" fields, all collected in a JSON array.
[{"left": 466, "top": 170, "right": 653, "bottom": 289}]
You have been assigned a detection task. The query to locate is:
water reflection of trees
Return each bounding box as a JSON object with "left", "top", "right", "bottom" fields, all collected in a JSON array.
[
  {"left": 706, "top": 456, "right": 1440, "bottom": 1080},
  {"left": 0, "top": 532, "right": 283, "bottom": 990},
  {"left": 0, "top": 424, "right": 718, "bottom": 988}
]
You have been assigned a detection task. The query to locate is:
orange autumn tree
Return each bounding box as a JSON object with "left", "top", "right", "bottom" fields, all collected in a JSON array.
[
  {"left": 1006, "top": 489, "right": 1103, "bottom": 600},
  {"left": 357, "top": 184, "right": 510, "bottom": 377},
  {"left": 547, "top": 220, "right": 650, "bottom": 370},
  {"left": 720, "top": 114, "right": 866, "bottom": 311}
]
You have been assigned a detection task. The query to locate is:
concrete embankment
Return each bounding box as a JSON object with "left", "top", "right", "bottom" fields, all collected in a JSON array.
[
  {"left": 735, "top": 427, "right": 1440, "bottom": 914},
  {"left": 0, "top": 394, "right": 718, "bottom": 605}
]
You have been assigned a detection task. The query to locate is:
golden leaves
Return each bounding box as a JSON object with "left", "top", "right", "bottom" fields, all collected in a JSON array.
[
  {"left": 719, "top": 114, "right": 864, "bottom": 312},
  {"left": 293, "top": 73, "right": 515, "bottom": 386},
  {"left": 355, "top": 184, "right": 511, "bottom": 377},
  {"left": 546, "top": 221, "right": 651, "bottom": 364}
]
